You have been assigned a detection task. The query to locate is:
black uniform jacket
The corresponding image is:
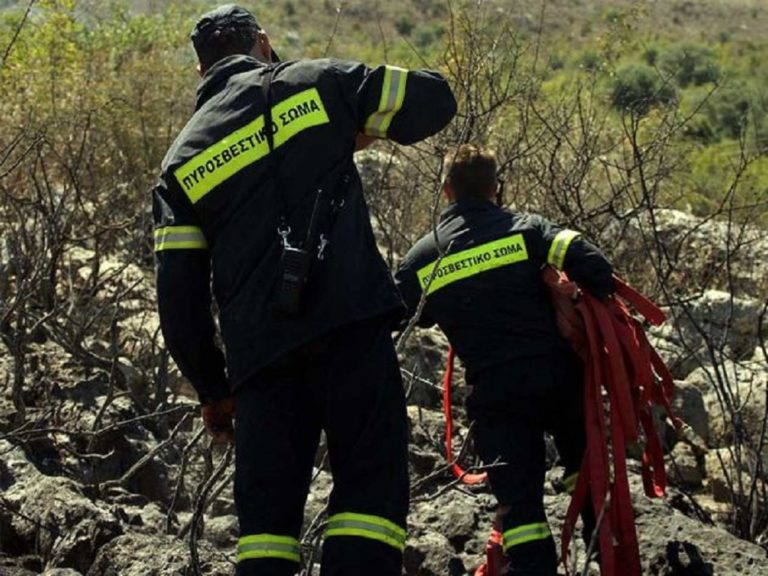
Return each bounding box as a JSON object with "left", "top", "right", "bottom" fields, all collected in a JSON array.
[
  {"left": 395, "top": 197, "right": 614, "bottom": 380},
  {"left": 153, "top": 55, "right": 456, "bottom": 403}
]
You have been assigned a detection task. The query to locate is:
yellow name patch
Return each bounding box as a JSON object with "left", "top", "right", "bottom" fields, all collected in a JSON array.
[
  {"left": 417, "top": 234, "right": 529, "bottom": 295},
  {"left": 174, "top": 88, "right": 330, "bottom": 204}
]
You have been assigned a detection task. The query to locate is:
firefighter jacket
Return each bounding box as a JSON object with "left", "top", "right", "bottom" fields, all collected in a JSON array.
[
  {"left": 394, "top": 197, "right": 615, "bottom": 379},
  {"left": 153, "top": 55, "right": 457, "bottom": 403}
]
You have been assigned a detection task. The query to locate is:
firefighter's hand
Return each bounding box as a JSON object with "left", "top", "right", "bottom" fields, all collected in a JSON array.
[
  {"left": 355, "top": 133, "right": 376, "bottom": 151},
  {"left": 201, "top": 397, "right": 235, "bottom": 445}
]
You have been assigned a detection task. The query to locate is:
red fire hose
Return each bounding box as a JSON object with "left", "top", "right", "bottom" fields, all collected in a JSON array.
[
  {"left": 442, "top": 346, "right": 487, "bottom": 485},
  {"left": 442, "top": 272, "right": 681, "bottom": 576}
]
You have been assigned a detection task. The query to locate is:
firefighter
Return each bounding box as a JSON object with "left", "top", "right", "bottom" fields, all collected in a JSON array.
[
  {"left": 151, "top": 5, "right": 457, "bottom": 576},
  {"left": 395, "top": 144, "right": 613, "bottom": 576}
]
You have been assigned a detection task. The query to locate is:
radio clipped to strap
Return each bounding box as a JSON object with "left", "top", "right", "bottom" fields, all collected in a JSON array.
[{"left": 260, "top": 66, "right": 354, "bottom": 315}]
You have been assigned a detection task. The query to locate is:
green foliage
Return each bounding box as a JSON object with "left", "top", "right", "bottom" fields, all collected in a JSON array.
[
  {"left": 548, "top": 52, "right": 565, "bottom": 71},
  {"left": 685, "top": 143, "right": 768, "bottom": 222},
  {"left": 644, "top": 45, "right": 659, "bottom": 66},
  {"left": 611, "top": 63, "right": 677, "bottom": 115},
  {"left": 578, "top": 50, "right": 603, "bottom": 72},
  {"left": 708, "top": 83, "right": 751, "bottom": 139},
  {"left": 0, "top": 0, "right": 198, "bottom": 230},
  {"left": 660, "top": 44, "right": 720, "bottom": 87},
  {"left": 395, "top": 15, "right": 414, "bottom": 37},
  {"left": 0, "top": 0, "right": 765, "bottom": 231}
]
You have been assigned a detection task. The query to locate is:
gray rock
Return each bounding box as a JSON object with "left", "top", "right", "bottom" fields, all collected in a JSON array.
[
  {"left": 404, "top": 531, "right": 464, "bottom": 576},
  {"left": 204, "top": 514, "right": 239, "bottom": 548},
  {"left": 3, "top": 474, "right": 122, "bottom": 573},
  {"left": 210, "top": 495, "right": 237, "bottom": 517},
  {"left": 303, "top": 470, "right": 333, "bottom": 535},
  {"left": 610, "top": 208, "right": 768, "bottom": 300},
  {"left": 703, "top": 447, "right": 760, "bottom": 504},
  {"left": 672, "top": 380, "right": 710, "bottom": 445},
  {"left": 407, "top": 490, "right": 490, "bottom": 575},
  {"left": 687, "top": 360, "right": 767, "bottom": 449},
  {"left": 0, "top": 554, "right": 42, "bottom": 576},
  {"left": 648, "top": 325, "right": 700, "bottom": 380},
  {"left": 86, "top": 533, "right": 232, "bottom": 576},
  {"left": 408, "top": 406, "right": 447, "bottom": 477},
  {"left": 399, "top": 327, "right": 451, "bottom": 409},
  {"left": 114, "top": 500, "right": 168, "bottom": 534},
  {"left": 666, "top": 442, "right": 703, "bottom": 487},
  {"left": 675, "top": 290, "right": 764, "bottom": 360}
]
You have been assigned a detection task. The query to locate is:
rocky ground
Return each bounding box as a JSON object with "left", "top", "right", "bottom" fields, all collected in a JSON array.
[{"left": 1, "top": 201, "right": 767, "bottom": 574}]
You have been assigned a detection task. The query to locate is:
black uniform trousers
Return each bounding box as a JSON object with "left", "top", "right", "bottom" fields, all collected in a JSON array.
[
  {"left": 234, "top": 316, "right": 410, "bottom": 576},
  {"left": 466, "top": 349, "right": 593, "bottom": 576}
]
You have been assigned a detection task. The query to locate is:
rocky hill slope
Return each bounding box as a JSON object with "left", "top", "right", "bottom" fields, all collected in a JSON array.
[{"left": 2, "top": 154, "right": 767, "bottom": 574}]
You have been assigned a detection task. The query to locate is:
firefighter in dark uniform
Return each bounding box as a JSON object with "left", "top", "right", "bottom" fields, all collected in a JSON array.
[
  {"left": 395, "top": 145, "right": 613, "bottom": 576},
  {"left": 151, "top": 5, "right": 456, "bottom": 576}
]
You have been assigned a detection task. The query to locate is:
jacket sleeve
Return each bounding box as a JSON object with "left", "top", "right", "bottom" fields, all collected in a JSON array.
[
  {"left": 529, "top": 215, "right": 615, "bottom": 299},
  {"left": 153, "top": 176, "right": 228, "bottom": 405},
  {"left": 331, "top": 59, "right": 457, "bottom": 145},
  {"left": 394, "top": 255, "right": 436, "bottom": 329}
]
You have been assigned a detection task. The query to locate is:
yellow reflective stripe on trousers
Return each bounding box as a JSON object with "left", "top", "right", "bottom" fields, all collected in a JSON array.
[
  {"left": 174, "top": 87, "right": 330, "bottom": 204},
  {"left": 154, "top": 226, "right": 207, "bottom": 251},
  {"left": 546, "top": 229, "right": 580, "bottom": 269},
  {"left": 563, "top": 471, "right": 579, "bottom": 494},
  {"left": 364, "top": 66, "right": 408, "bottom": 138},
  {"left": 417, "top": 234, "right": 528, "bottom": 296},
  {"left": 237, "top": 534, "right": 301, "bottom": 563},
  {"left": 502, "top": 522, "right": 551, "bottom": 552},
  {"left": 325, "top": 512, "right": 406, "bottom": 552}
]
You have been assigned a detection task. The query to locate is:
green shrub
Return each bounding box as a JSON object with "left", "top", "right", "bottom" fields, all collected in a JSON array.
[
  {"left": 548, "top": 52, "right": 565, "bottom": 71},
  {"left": 707, "top": 83, "right": 751, "bottom": 139},
  {"left": 611, "top": 63, "right": 677, "bottom": 115},
  {"left": 660, "top": 44, "right": 720, "bottom": 87},
  {"left": 578, "top": 50, "right": 602, "bottom": 72},
  {"left": 395, "top": 16, "right": 415, "bottom": 37},
  {"left": 644, "top": 46, "right": 659, "bottom": 66}
]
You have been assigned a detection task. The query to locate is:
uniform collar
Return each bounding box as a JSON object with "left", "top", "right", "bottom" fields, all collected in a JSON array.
[
  {"left": 440, "top": 197, "right": 499, "bottom": 221},
  {"left": 195, "top": 55, "right": 265, "bottom": 110}
]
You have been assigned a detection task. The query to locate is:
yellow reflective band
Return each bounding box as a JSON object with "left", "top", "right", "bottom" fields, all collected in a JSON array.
[
  {"left": 364, "top": 66, "right": 408, "bottom": 138},
  {"left": 237, "top": 534, "right": 301, "bottom": 563},
  {"left": 502, "top": 522, "right": 551, "bottom": 552},
  {"left": 175, "top": 88, "right": 330, "bottom": 204},
  {"left": 547, "top": 229, "right": 580, "bottom": 269},
  {"left": 325, "top": 512, "right": 406, "bottom": 552},
  {"left": 417, "top": 234, "right": 529, "bottom": 296},
  {"left": 153, "top": 225, "right": 208, "bottom": 251},
  {"left": 563, "top": 472, "right": 579, "bottom": 494}
]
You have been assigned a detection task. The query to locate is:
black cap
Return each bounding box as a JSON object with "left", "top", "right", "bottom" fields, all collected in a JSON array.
[{"left": 191, "top": 4, "right": 279, "bottom": 62}]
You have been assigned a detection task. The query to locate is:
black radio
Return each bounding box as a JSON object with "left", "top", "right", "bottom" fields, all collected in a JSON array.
[{"left": 276, "top": 244, "right": 313, "bottom": 316}]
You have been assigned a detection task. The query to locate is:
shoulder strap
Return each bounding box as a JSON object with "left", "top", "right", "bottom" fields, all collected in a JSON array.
[{"left": 260, "top": 66, "right": 288, "bottom": 234}]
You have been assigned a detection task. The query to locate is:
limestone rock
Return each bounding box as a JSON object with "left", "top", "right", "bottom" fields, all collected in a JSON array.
[
  {"left": 204, "top": 514, "right": 238, "bottom": 548},
  {"left": 687, "top": 360, "right": 767, "bottom": 449},
  {"left": 399, "top": 327, "right": 451, "bottom": 408},
  {"left": 671, "top": 380, "right": 710, "bottom": 445},
  {"left": 674, "top": 290, "right": 764, "bottom": 360},
  {"left": 666, "top": 442, "right": 704, "bottom": 487},
  {"left": 704, "top": 447, "right": 758, "bottom": 504},
  {"left": 86, "top": 533, "right": 231, "bottom": 576},
  {"left": 3, "top": 473, "right": 122, "bottom": 573}
]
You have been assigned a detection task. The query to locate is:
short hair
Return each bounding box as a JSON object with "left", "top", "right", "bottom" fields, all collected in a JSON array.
[
  {"left": 194, "top": 23, "right": 259, "bottom": 71},
  {"left": 443, "top": 144, "right": 498, "bottom": 200}
]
